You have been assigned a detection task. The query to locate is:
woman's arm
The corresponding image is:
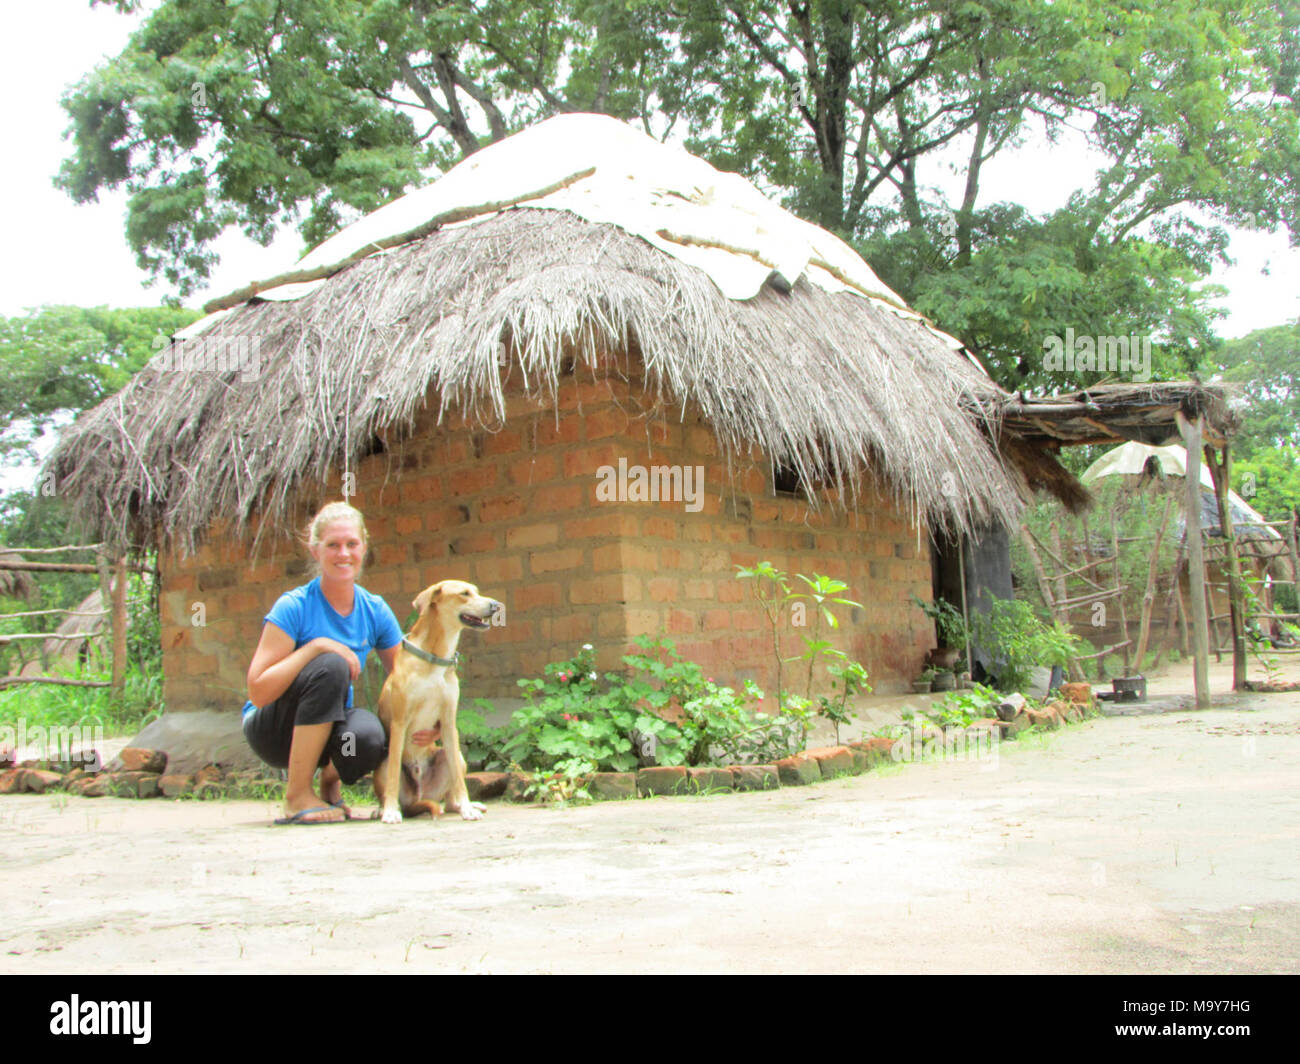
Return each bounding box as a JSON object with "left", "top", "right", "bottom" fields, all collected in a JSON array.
[{"left": 246, "top": 622, "right": 361, "bottom": 707}]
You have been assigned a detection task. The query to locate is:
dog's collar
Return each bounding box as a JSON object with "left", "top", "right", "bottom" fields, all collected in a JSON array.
[{"left": 401, "top": 638, "right": 459, "bottom": 668}]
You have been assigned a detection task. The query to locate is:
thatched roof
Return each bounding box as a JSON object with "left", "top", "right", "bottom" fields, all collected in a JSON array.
[{"left": 48, "top": 120, "right": 1076, "bottom": 556}]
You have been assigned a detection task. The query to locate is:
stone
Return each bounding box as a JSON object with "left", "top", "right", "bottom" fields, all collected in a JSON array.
[
  {"left": 465, "top": 772, "right": 508, "bottom": 801},
  {"left": 504, "top": 772, "right": 533, "bottom": 802},
  {"left": 996, "top": 693, "right": 1026, "bottom": 721},
  {"left": 136, "top": 774, "right": 161, "bottom": 799},
  {"left": 118, "top": 747, "right": 168, "bottom": 774},
  {"left": 806, "top": 746, "right": 856, "bottom": 777},
  {"left": 637, "top": 766, "right": 690, "bottom": 796},
  {"left": 112, "top": 711, "right": 262, "bottom": 776},
  {"left": 589, "top": 772, "right": 637, "bottom": 801},
  {"left": 194, "top": 763, "right": 225, "bottom": 786},
  {"left": 686, "top": 767, "right": 735, "bottom": 793},
  {"left": 1059, "top": 682, "right": 1093, "bottom": 706},
  {"left": 78, "top": 776, "right": 115, "bottom": 798},
  {"left": 0, "top": 768, "right": 25, "bottom": 794},
  {"left": 999, "top": 712, "right": 1031, "bottom": 739},
  {"left": 159, "top": 773, "right": 195, "bottom": 798},
  {"left": 774, "top": 754, "right": 822, "bottom": 786},
  {"left": 849, "top": 737, "right": 897, "bottom": 764},
  {"left": 22, "top": 770, "right": 65, "bottom": 794},
  {"left": 731, "top": 765, "right": 779, "bottom": 792},
  {"left": 193, "top": 781, "right": 225, "bottom": 800},
  {"left": 1024, "top": 705, "right": 1062, "bottom": 730}
]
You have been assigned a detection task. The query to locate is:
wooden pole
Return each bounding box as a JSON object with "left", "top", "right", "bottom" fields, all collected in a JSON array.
[
  {"left": 1110, "top": 506, "right": 1132, "bottom": 673},
  {"left": 1204, "top": 443, "right": 1247, "bottom": 689},
  {"left": 111, "top": 556, "right": 128, "bottom": 694},
  {"left": 1177, "top": 412, "right": 1211, "bottom": 708},
  {"left": 1132, "top": 491, "right": 1176, "bottom": 668}
]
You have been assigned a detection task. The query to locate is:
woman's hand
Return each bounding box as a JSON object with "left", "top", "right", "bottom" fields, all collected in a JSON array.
[{"left": 310, "top": 637, "right": 361, "bottom": 681}]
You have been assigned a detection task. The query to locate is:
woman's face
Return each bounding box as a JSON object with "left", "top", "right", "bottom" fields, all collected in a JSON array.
[{"left": 312, "top": 520, "right": 366, "bottom": 582}]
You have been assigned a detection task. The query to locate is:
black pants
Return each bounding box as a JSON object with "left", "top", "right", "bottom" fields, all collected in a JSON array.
[{"left": 242, "top": 653, "right": 386, "bottom": 785}]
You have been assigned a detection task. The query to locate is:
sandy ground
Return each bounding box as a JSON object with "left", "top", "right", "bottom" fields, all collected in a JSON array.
[{"left": 2, "top": 656, "right": 1298, "bottom": 974}]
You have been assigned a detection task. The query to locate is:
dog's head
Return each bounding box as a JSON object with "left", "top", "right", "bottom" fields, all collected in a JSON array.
[{"left": 412, "top": 579, "right": 502, "bottom": 632}]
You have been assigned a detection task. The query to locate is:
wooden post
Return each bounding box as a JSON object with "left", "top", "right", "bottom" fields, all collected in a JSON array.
[
  {"left": 1133, "top": 492, "right": 1176, "bottom": 668},
  {"left": 1204, "top": 443, "right": 1247, "bottom": 689},
  {"left": 112, "top": 556, "right": 128, "bottom": 694},
  {"left": 1110, "top": 506, "right": 1132, "bottom": 673},
  {"left": 1177, "top": 412, "right": 1211, "bottom": 708}
]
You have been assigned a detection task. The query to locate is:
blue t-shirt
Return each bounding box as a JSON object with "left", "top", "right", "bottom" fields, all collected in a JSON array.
[{"left": 241, "top": 577, "right": 403, "bottom": 719}]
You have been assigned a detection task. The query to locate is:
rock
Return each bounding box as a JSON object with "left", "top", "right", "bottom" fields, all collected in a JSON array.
[
  {"left": 848, "top": 737, "right": 897, "bottom": 765},
  {"left": 0, "top": 768, "right": 25, "bottom": 794},
  {"left": 1059, "top": 682, "right": 1093, "bottom": 705},
  {"left": 79, "top": 776, "right": 115, "bottom": 798},
  {"left": 136, "top": 774, "right": 161, "bottom": 799},
  {"left": 22, "top": 770, "right": 65, "bottom": 794},
  {"left": 1025, "top": 705, "right": 1062, "bottom": 730},
  {"left": 504, "top": 772, "right": 533, "bottom": 802},
  {"left": 774, "top": 754, "right": 822, "bottom": 786},
  {"left": 636, "top": 766, "right": 689, "bottom": 796},
  {"left": 806, "top": 746, "right": 856, "bottom": 777},
  {"left": 159, "top": 773, "right": 195, "bottom": 798},
  {"left": 110, "top": 711, "right": 262, "bottom": 776},
  {"left": 589, "top": 772, "right": 637, "bottom": 801},
  {"left": 996, "top": 693, "right": 1026, "bottom": 721},
  {"left": 194, "top": 764, "right": 225, "bottom": 786},
  {"left": 999, "top": 712, "right": 1031, "bottom": 739},
  {"left": 118, "top": 747, "right": 168, "bottom": 774},
  {"left": 686, "top": 767, "right": 735, "bottom": 793},
  {"left": 193, "top": 781, "right": 225, "bottom": 800},
  {"left": 465, "top": 772, "right": 508, "bottom": 801},
  {"left": 731, "top": 765, "right": 779, "bottom": 792}
]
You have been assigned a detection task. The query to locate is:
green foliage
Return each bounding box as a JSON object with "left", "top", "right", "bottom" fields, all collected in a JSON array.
[
  {"left": 971, "top": 596, "right": 1084, "bottom": 692},
  {"left": 0, "top": 305, "right": 200, "bottom": 463},
  {"left": 903, "top": 682, "right": 1002, "bottom": 730},
  {"left": 817, "top": 659, "right": 869, "bottom": 745},
  {"left": 911, "top": 593, "right": 969, "bottom": 649},
  {"left": 478, "top": 637, "right": 819, "bottom": 794},
  {"left": 1215, "top": 322, "right": 1300, "bottom": 461}
]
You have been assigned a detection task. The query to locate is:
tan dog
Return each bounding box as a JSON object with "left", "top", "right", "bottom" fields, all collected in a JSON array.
[{"left": 374, "top": 579, "right": 501, "bottom": 824}]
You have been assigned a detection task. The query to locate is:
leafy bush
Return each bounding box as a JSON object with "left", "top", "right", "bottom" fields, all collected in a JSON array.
[{"left": 970, "top": 596, "right": 1083, "bottom": 692}]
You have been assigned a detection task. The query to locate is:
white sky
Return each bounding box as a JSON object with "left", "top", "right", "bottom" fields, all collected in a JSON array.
[{"left": 0, "top": 0, "right": 1296, "bottom": 494}]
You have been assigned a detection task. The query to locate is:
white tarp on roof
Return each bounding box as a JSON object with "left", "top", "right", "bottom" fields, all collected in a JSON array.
[
  {"left": 1081, "top": 441, "right": 1281, "bottom": 539},
  {"left": 181, "top": 114, "right": 963, "bottom": 352}
]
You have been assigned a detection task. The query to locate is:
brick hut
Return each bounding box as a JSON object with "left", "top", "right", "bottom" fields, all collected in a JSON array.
[{"left": 50, "top": 114, "right": 1082, "bottom": 733}]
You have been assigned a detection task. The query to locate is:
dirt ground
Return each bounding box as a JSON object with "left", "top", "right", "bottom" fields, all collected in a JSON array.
[{"left": 2, "top": 656, "right": 1298, "bottom": 974}]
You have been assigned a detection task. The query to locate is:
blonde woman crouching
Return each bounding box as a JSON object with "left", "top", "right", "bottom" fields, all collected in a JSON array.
[{"left": 241, "top": 502, "right": 402, "bottom": 824}]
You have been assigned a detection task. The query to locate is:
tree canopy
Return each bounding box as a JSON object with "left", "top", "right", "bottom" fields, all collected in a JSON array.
[{"left": 58, "top": 0, "right": 1300, "bottom": 392}]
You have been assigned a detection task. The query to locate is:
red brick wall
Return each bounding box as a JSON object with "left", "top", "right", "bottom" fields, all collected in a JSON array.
[{"left": 159, "top": 369, "right": 934, "bottom": 714}]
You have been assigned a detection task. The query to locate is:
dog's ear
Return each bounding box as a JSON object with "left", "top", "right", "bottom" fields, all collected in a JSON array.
[{"left": 412, "top": 585, "right": 440, "bottom": 614}]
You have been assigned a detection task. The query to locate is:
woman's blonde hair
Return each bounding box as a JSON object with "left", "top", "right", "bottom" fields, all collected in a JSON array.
[{"left": 304, "top": 501, "right": 369, "bottom": 575}]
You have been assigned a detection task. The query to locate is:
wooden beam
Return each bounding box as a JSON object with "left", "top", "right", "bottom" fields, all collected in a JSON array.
[{"left": 1177, "top": 411, "right": 1211, "bottom": 707}]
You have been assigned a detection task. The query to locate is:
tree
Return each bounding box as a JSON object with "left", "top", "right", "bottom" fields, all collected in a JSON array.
[
  {"left": 59, "top": 0, "right": 673, "bottom": 295},
  {"left": 0, "top": 305, "right": 200, "bottom": 464},
  {"left": 60, "top": 1, "right": 1300, "bottom": 394},
  {"left": 1215, "top": 321, "right": 1300, "bottom": 461}
]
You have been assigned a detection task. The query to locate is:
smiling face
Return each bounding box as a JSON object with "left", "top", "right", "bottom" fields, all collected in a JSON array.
[
  {"left": 311, "top": 519, "right": 367, "bottom": 583},
  {"left": 413, "top": 580, "right": 502, "bottom": 633}
]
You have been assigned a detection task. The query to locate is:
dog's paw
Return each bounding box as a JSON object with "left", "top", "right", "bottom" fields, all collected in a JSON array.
[
  {"left": 459, "top": 801, "right": 486, "bottom": 821},
  {"left": 380, "top": 807, "right": 403, "bottom": 825}
]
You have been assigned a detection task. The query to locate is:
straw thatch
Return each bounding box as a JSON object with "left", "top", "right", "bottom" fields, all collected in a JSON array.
[
  {"left": 49, "top": 207, "right": 1061, "bottom": 556},
  {"left": 0, "top": 551, "right": 36, "bottom": 600}
]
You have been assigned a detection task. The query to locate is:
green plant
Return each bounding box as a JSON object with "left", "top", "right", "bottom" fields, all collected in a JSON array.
[
  {"left": 520, "top": 758, "right": 594, "bottom": 806},
  {"left": 816, "top": 659, "right": 870, "bottom": 744},
  {"left": 970, "top": 596, "right": 1084, "bottom": 692},
  {"left": 502, "top": 643, "right": 683, "bottom": 774},
  {"left": 912, "top": 593, "right": 970, "bottom": 649}
]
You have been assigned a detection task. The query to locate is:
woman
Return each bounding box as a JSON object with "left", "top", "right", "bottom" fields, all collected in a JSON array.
[{"left": 242, "top": 501, "right": 403, "bottom": 824}]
